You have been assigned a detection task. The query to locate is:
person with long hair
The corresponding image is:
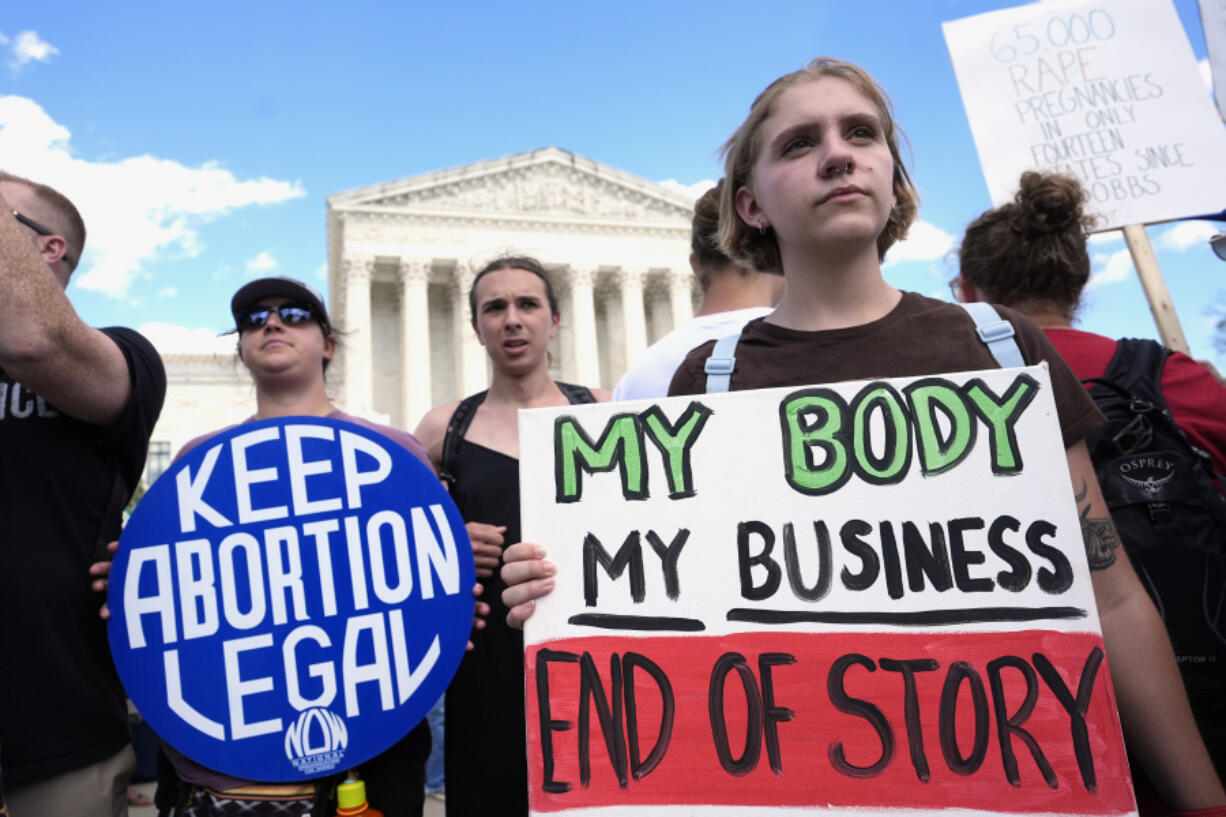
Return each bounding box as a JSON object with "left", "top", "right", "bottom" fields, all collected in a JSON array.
[
  {"left": 414, "top": 256, "right": 609, "bottom": 817},
  {"left": 956, "top": 170, "right": 1226, "bottom": 809},
  {"left": 502, "top": 58, "right": 1225, "bottom": 811}
]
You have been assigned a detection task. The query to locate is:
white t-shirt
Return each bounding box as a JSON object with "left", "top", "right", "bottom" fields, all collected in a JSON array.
[{"left": 612, "top": 307, "right": 774, "bottom": 401}]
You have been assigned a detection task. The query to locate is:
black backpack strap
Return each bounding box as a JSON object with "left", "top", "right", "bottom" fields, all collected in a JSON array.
[
  {"left": 1097, "top": 338, "right": 1172, "bottom": 399},
  {"left": 557, "top": 381, "right": 597, "bottom": 405},
  {"left": 439, "top": 390, "right": 488, "bottom": 488}
]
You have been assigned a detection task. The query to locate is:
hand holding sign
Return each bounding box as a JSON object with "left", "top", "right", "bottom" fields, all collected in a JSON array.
[
  {"left": 107, "top": 416, "right": 475, "bottom": 782},
  {"left": 501, "top": 541, "right": 556, "bottom": 628}
]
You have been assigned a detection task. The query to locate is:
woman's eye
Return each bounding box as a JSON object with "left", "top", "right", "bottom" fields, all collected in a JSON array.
[
  {"left": 783, "top": 137, "right": 813, "bottom": 154},
  {"left": 850, "top": 125, "right": 877, "bottom": 140}
]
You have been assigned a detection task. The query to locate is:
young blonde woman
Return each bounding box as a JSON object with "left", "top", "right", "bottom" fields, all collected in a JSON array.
[
  {"left": 502, "top": 58, "right": 1226, "bottom": 813},
  {"left": 414, "top": 256, "right": 608, "bottom": 817}
]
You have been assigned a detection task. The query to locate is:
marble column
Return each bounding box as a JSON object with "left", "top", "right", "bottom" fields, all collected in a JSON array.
[
  {"left": 399, "top": 259, "right": 432, "bottom": 428},
  {"left": 569, "top": 265, "right": 601, "bottom": 386},
  {"left": 342, "top": 255, "right": 374, "bottom": 414},
  {"left": 453, "top": 262, "right": 488, "bottom": 397},
  {"left": 669, "top": 267, "right": 695, "bottom": 330},
  {"left": 617, "top": 267, "right": 648, "bottom": 370}
]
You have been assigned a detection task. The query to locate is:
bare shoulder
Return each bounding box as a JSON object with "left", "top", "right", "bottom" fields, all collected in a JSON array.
[
  {"left": 413, "top": 401, "right": 460, "bottom": 465},
  {"left": 590, "top": 387, "right": 613, "bottom": 403}
]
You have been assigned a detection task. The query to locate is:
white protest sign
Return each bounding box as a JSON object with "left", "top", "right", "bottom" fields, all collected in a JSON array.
[
  {"left": 944, "top": 0, "right": 1226, "bottom": 230},
  {"left": 519, "top": 365, "right": 1135, "bottom": 816},
  {"left": 1202, "top": 0, "right": 1226, "bottom": 120}
]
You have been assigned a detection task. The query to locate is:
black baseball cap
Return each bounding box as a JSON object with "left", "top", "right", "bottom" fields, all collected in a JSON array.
[{"left": 230, "top": 276, "right": 332, "bottom": 335}]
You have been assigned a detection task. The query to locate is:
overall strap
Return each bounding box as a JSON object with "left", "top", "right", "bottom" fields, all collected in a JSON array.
[
  {"left": 956, "top": 301, "right": 1024, "bottom": 368},
  {"left": 439, "top": 390, "right": 488, "bottom": 487},
  {"left": 704, "top": 331, "right": 741, "bottom": 393},
  {"left": 557, "top": 381, "right": 597, "bottom": 405}
]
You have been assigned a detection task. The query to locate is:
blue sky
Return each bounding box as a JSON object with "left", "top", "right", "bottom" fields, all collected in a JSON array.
[{"left": 2, "top": 0, "right": 1223, "bottom": 363}]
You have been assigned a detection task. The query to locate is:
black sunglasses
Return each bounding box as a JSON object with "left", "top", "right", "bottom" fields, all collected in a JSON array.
[
  {"left": 12, "top": 209, "right": 75, "bottom": 268},
  {"left": 236, "top": 303, "right": 318, "bottom": 331}
]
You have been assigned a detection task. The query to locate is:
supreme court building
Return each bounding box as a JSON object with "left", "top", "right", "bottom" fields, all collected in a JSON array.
[
  {"left": 143, "top": 148, "right": 700, "bottom": 489},
  {"left": 326, "top": 146, "right": 698, "bottom": 429}
]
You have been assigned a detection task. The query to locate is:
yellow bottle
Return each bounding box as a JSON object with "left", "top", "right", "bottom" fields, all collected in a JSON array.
[{"left": 335, "top": 776, "right": 383, "bottom": 817}]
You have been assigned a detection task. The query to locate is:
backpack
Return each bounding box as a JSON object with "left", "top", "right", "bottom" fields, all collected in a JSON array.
[
  {"left": 1081, "top": 339, "right": 1226, "bottom": 753},
  {"left": 439, "top": 382, "right": 597, "bottom": 488}
]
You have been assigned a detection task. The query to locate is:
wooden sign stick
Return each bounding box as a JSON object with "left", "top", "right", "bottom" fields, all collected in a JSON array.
[{"left": 1122, "top": 223, "right": 1190, "bottom": 354}]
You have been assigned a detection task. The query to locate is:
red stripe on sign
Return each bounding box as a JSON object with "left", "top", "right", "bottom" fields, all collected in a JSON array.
[{"left": 525, "top": 631, "right": 1133, "bottom": 814}]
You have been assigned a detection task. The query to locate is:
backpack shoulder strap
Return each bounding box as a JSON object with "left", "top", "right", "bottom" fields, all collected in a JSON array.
[
  {"left": 439, "top": 390, "right": 488, "bottom": 486},
  {"left": 557, "top": 381, "right": 597, "bottom": 405},
  {"left": 956, "top": 301, "right": 1025, "bottom": 368},
  {"left": 704, "top": 331, "right": 741, "bottom": 393},
  {"left": 1100, "top": 338, "right": 1171, "bottom": 394}
]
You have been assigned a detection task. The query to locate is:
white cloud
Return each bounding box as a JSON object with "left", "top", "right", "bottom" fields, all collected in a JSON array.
[
  {"left": 883, "top": 220, "right": 956, "bottom": 266},
  {"left": 9, "top": 31, "right": 58, "bottom": 70},
  {"left": 657, "top": 178, "right": 717, "bottom": 205},
  {"left": 157, "top": 287, "right": 177, "bottom": 299},
  {"left": 245, "top": 250, "right": 278, "bottom": 273},
  {"left": 138, "top": 321, "right": 239, "bottom": 356},
  {"left": 0, "top": 95, "right": 305, "bottom": 299},
  {"left": 1086, "top": 248, "right": 1134, "bottom": 291},
  {"left": 313, "top": 262, "right": 327, "bottom": 281},
  {"left": 1155, "top": 220, "right": 1219, "bottom": 253}
]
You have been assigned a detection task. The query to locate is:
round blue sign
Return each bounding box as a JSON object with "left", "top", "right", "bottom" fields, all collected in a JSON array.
[{"left": 109, "top": 417, "right": 474, "bottom": 782}]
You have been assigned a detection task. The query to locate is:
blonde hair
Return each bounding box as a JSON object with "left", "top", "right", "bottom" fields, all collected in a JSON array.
[{"left": 718, "top": 57, "right": 918, "bottom": 271}]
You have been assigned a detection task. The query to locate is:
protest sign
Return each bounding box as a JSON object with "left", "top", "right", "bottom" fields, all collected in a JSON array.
[
  {"left": 943, "top": 0, "right": 1226, "bottom": 231},
  {"left": 109, "top": 416, "right": 474, "bottom": 782},
  {"left": 519, "top": 365, "right": 1135, "bottom": 816},
  {"left": 1202, "top": 0, "right": 1226, "bottom": 120}
]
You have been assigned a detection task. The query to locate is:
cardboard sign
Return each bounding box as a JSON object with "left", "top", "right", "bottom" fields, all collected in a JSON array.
[
  {"left": 519, "top": 366, "right": 1135, "bottom": 816},
  {"left": 1202, "top": 0, "right": 1226, "bottom": 120},
  {"left": 109, "top": 417, "right": 474, "bottom": 782},
  {"left": 944, "top": 0, "right": 1226, "bottom": 230}
]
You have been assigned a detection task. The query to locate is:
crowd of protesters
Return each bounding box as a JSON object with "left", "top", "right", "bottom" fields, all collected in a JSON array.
[{"left": 2, "top": 54, "right": 1224, "bottom": 817}]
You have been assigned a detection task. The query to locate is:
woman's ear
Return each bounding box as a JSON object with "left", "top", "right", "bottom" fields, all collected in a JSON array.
[
  {"left": 735, "top": 184, "right": 765, "bottom": 230},
  {"left": 322, "top": 333, "right": 337, "bottom": 361},
  {"left": 549, "top": 310, "right": 560, "bottom": 339}
]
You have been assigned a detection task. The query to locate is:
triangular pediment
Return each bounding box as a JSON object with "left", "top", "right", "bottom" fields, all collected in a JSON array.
[{"left": 328, "top": 147, "right": 696, "bottom": 223}]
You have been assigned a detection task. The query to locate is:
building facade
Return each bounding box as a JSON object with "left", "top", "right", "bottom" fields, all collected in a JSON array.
[
  {"left": 326, "top": 146, "right": 698, "bottom": 428},
  {"left": 142, "top": 148, "right": 699, "bottom": 488}
]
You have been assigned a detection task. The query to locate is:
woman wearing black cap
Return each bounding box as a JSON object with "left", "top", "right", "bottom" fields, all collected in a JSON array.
[{"left": 96, "top": 275, "right": 486, "bottom": 816}]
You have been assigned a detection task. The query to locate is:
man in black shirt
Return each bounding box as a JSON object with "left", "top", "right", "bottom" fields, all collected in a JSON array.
[{"left": 0, "top": 172, "right": 166, "bottom": 817}]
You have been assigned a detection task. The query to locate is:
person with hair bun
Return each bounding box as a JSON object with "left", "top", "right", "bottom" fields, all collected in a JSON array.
[
  {"left": 956, "top": 170, "right": 1226, "bottom": 472},
  {"left": 612, "top": 181, "right": 782, "bottom": 401},
  {"left": 414, "top": 256, "right": 608, "bottom": 817},
  {"left": 957, "top": 171, "right": 1226, "bottom": 811},
  {"left": 504, "top": 58, "right": 1226, "bottom": 812}
]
